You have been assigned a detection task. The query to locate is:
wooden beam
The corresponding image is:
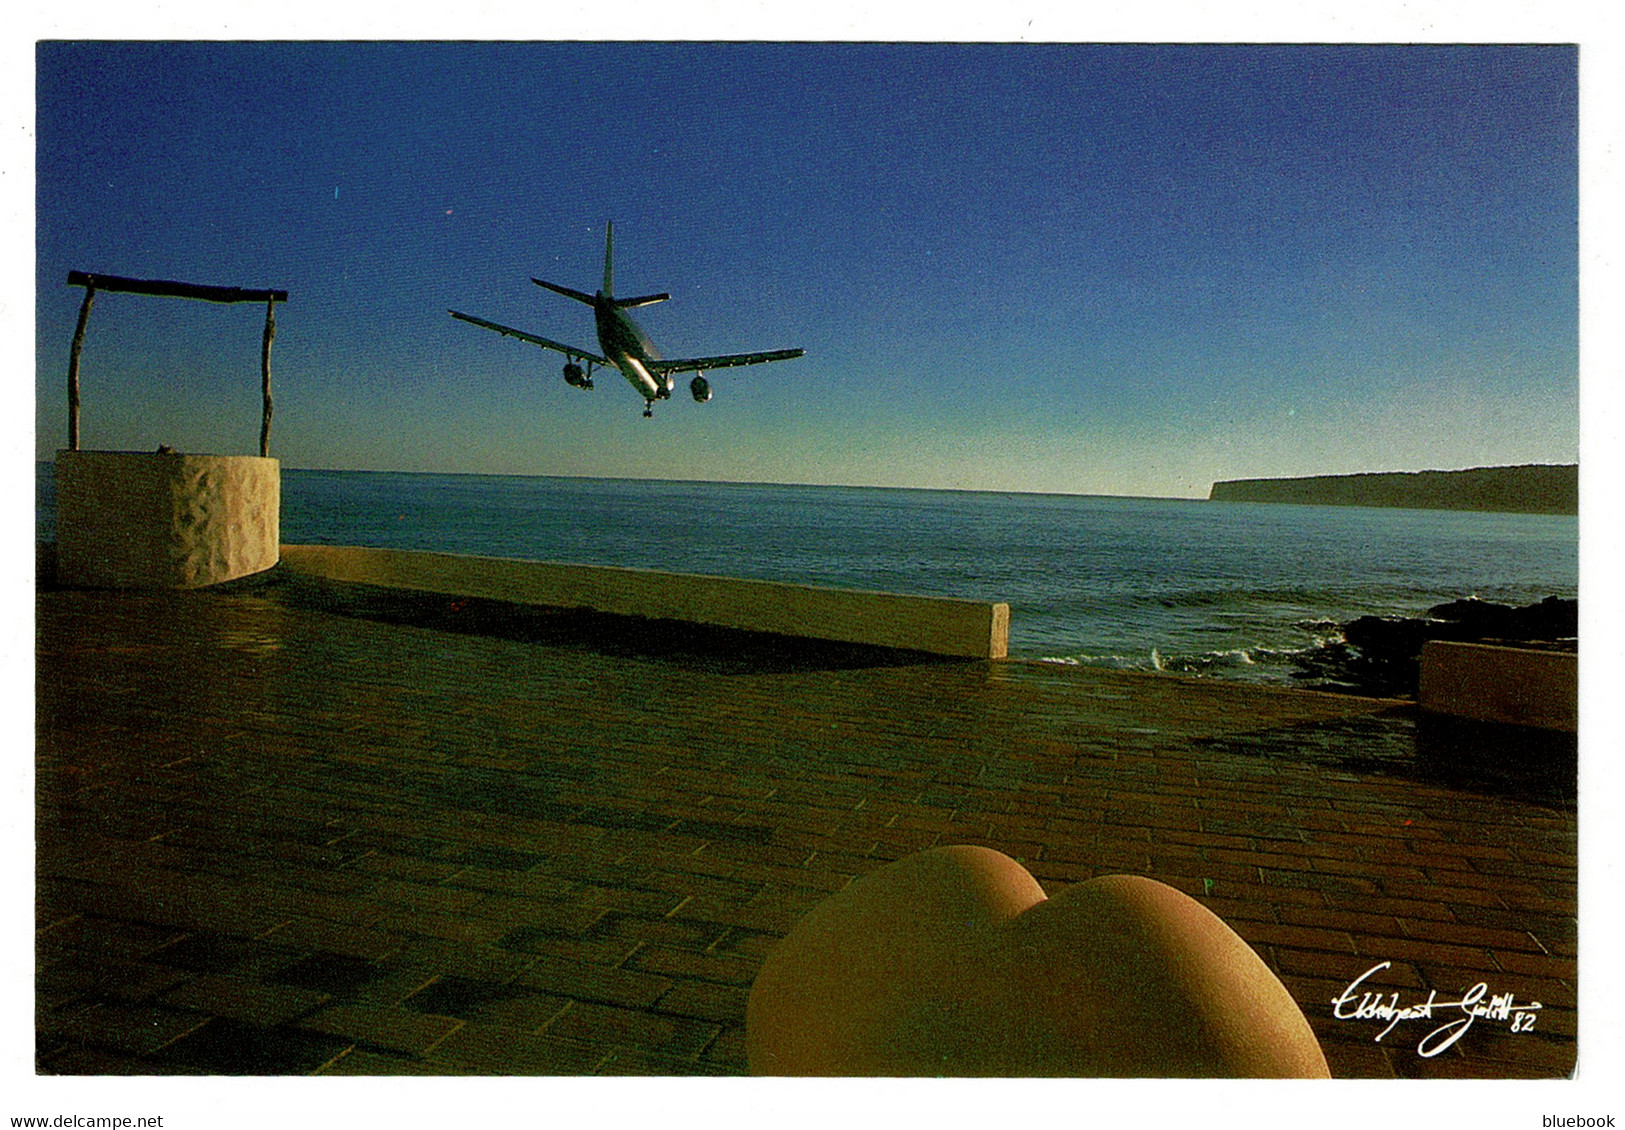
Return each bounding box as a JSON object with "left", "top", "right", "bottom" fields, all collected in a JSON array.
[
  {"left": 65, "top": 269, "right": 289, "bottom": 457},
  {"left": 66, "top": 284, "right": 96, "bottom": 451},
  {"left": 67, "top": 270, "right": 288, "bottom": 305}
]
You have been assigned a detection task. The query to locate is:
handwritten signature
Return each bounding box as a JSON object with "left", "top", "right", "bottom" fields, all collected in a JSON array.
[{"left": 1331, "top": 961, "right": 1543, "bottom": 1057}]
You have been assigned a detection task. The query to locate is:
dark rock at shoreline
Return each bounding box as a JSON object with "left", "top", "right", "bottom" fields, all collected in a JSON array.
[
  {"left": 1425, "top": 594, "right": 1577, "bottom": 640},
  {"left": 1292, "top": 596, "right": 1577, "bottom": 698}
]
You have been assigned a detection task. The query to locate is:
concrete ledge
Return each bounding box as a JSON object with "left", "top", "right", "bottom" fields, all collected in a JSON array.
[
  {"left": 55, "top": 450, "right": 280, "bottom": 589},
  {"left": 280, "top": 544, "right": 1009, "bottom": 659},
  {"left": 1418, "top": 640, "right": 1577, "bottom": 732}
]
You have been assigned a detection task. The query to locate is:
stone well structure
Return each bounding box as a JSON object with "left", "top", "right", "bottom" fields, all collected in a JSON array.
[{"left": 55, "top": 449, "right": 280, "bottom": 589}]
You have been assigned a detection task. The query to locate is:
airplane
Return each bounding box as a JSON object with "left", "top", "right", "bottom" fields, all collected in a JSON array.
[{"left": 451, "top": 223, "right": 805, "bottom": 418}]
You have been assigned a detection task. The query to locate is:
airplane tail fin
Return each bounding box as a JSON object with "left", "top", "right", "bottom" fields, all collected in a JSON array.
[{"left": 533, "top": 222, "right": 635, "bottom": 307}]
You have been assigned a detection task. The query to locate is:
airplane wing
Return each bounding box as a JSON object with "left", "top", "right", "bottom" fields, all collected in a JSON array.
[
  {"left": 647, "top": 348, "right": 805, "bottom": 375},
  {"left": 449, "top": 310, "right": 607, "bottom": 365}
]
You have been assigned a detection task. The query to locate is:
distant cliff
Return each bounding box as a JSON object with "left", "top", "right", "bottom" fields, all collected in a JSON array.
[{"left": 1209, "top": 464, "right": 1577, "bottom": 515}]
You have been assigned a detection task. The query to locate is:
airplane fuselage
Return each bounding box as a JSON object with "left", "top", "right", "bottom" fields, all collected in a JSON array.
[
  {"left": 450, "top": 222, "right": 803, "bottom": 419},
  {"left": 593, "top": 296, "right": 671, "bottom": 403}
]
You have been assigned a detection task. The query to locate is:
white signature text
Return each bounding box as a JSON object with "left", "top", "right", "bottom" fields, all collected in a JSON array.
[{"left": 1331, "top": 961, "right": 1543, "bottom": 1057}]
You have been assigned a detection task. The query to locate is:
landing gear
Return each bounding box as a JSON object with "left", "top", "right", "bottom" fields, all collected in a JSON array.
[{"left": 643, "top": 401, "right": 654, "bottom": 418}]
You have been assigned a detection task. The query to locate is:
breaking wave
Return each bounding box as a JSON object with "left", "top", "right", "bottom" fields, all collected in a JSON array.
[{"left": 1042, "top": 636, "right": 1350, "bottom": 685}]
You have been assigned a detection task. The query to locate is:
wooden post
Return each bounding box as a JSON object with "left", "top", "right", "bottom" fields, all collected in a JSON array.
[
  {"left": 260, "top": 295, "right": 276, "bottom": 457},
  {"left": 66, "top": 284, "right": 96, "bottom": 451}
]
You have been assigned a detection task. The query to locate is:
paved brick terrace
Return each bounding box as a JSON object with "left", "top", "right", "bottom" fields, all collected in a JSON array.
[{"left": 35, "top": 576, "right": 1577, "bottom": 1077}]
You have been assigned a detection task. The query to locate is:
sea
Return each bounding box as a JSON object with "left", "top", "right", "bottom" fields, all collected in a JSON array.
[{"left": 37, "top": 466, "right": 1578, "bottom": 688}]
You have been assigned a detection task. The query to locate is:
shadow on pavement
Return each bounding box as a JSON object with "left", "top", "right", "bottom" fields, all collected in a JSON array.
[
  {"left": 258, "top": 569, "right": 962, "bottom": 676},
  {"left": 1196, "top": 708, "right": 1576, "bottom": 813}
]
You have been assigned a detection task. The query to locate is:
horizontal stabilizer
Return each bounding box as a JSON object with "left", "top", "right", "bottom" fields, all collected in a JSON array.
[
  {"left": 614, "top": 293, "right": 670, "bottom": 309},
  {"left": 648, "top": 348, "right": 805, "bottom": 375},
  {"left": 531, "top": 278, "right": 597, "bottom": 306},
  {"left": 449, "top": 310, "right": 607, "bottom": 365}
]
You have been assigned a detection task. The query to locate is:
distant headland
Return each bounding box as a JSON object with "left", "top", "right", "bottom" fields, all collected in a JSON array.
[{"left": 1209, "top": 463, "right": 1577, "bottom": 515}]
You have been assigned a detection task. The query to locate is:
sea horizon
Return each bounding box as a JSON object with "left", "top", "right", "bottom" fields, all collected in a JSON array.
[{"left": 35, "top": 456, "right": 1579, "bottom": 508}]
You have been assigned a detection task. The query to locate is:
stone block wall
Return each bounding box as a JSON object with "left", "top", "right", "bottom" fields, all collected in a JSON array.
[{"left": 280, "top": 543, "right": 1009, "bottom": 659}]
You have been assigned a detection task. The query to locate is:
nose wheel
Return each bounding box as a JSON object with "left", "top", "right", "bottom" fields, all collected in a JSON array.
[{"left": 643, "top": 401, "right": 654, "bottom": 418}]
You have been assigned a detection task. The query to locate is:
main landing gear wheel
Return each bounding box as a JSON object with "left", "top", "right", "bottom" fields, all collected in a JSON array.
[{"left": 643, "top": 402, "right": 654, "bottom": 418}]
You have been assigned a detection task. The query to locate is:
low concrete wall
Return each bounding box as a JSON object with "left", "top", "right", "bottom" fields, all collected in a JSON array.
[
  {"left": 56, "top": 450, "right": 280, "bottom": 589},
  {"left": 280, "top": 543, "right": 1009, "bottom": 659},
  {"left": 1418, "top": 640, "right": 1577, "bottom": 732}
]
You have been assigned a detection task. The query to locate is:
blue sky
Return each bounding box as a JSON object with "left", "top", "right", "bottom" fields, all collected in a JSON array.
[{"left": 33, "top": 41, "right": 1578, "bottom": 497}]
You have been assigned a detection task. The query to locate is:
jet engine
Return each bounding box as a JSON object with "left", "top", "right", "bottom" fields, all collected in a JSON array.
[
  {"left": 690, "top": 374, "right": 713, "bottom": 403},
  {"left": 562, "top": 362, "right": 592, "bottom": 390}
]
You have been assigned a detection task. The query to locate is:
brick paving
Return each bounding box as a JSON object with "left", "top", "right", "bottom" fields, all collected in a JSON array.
[{"left": 35, "top": 575, "right": 1577, "bottom": 1077}]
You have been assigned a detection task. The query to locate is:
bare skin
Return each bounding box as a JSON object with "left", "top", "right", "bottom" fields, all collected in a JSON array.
[{"left": 745, "top": 845, "right": 1330, "bottom": 1077}]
